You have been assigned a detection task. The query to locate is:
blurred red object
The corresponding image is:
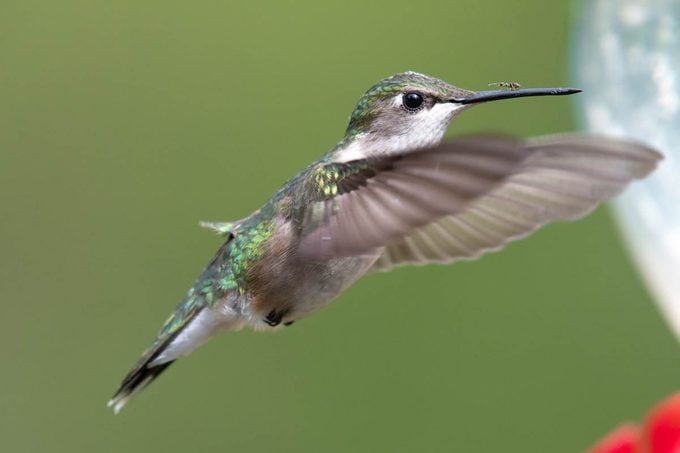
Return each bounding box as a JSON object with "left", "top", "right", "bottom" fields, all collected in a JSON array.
[
  {"left": 588, "top": 423, "right": 638, "bottom": 453},
  {"left": 642, "top": 393, "right": 680, "bottom": 453},
  {"left": 587, "top": 392, "right": 680, "bottom": 453}
]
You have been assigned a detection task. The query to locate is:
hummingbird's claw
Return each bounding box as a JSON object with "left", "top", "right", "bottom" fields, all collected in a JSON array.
[{"left": 264, "top": 308, "right": 289, "bottom": 327}]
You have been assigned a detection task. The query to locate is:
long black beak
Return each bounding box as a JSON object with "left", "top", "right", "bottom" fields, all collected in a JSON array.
[{"left": 452, "top": 87, "right": 581, "bottom": 105}]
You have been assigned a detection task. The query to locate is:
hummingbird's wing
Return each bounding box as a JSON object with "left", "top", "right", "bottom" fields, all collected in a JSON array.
[
  {"left": 370, "top": 135, "right": 661, "bottom": 271},
  {"left": 296, "top": 135, "right": 661, "bottom": 264}
]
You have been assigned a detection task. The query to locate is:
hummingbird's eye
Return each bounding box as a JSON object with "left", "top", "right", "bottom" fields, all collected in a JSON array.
[{"left": 402, "top": 92, "right": 424, "bottom": 111}]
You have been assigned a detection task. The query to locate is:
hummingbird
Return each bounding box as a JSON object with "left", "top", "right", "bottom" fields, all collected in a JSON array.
[{"left": 108, "top": 71, "right": 661, "bottom": 413}]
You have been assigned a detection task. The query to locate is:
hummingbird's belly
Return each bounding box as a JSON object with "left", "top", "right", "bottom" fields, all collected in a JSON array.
[
  {"left": 244, "top": 215, "right": 381, "bottom": 325},
  {"left": 289, "top": 254, "right": 379, "bottom": 319},
  {"left": 248, "top": 251, "right": 380, "bottom": 325}
]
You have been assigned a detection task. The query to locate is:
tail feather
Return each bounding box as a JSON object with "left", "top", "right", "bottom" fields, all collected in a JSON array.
[
  {"left": 108, "top": 359, "right": 174, "bottom": 414},
  {"left": 108, "top": 304, "right": 205, "bottom": 414},
  {"left": 109, "top": 235, "right": 238, "bottom": 413}
]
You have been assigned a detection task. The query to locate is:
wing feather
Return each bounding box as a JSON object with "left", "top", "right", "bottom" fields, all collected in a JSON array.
[
  {"left": 295, "top": 134, "right": 660, "bottom": 267},
  {"left": 298, "top": 136, "right": 532, "bottom": 257},
  {"left": 370, "top": 135, "right": 661, "bottom": 271}
]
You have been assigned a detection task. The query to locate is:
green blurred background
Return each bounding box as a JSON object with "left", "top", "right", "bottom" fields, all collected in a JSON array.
[{"left": 1, "top": 1, "right": 678, "bottom": 451}]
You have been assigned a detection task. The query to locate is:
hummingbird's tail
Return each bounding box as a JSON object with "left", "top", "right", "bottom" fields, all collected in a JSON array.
[
  {"left": 108, "top": 289, "right": 244, "bottom": 413},
  {"left": 107, "top": 301, "right": 206, "bottom": 414},
  {"left": 107, "top": 358, "right": 175, "bottom": 414}
]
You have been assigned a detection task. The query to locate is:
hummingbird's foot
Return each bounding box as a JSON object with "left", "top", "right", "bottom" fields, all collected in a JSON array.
[{"left": 264, "top": 308, "right": 289, "bottom": 327}]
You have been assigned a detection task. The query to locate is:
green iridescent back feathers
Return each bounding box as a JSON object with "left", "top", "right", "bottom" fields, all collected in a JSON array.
[{"left": 159, "top": 216, "right": 274, "bottom": 337}]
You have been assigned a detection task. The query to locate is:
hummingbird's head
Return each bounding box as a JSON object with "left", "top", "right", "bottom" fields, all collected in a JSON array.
[
  {"left": 344, "top": 71, "right": 472, "bottom": 153},
  {"left": 340, "top": 71, "right": 580, "bottom": 157}
]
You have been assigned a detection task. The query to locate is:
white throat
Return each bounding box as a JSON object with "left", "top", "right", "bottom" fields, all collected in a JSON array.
[{"left": 333, "top": 102, "right": 466, "bottom": 163}]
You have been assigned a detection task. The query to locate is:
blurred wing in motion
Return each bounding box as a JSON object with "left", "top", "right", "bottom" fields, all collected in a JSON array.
[{"left": 295, "top": 135, "right": 661, "bottom": 269}]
